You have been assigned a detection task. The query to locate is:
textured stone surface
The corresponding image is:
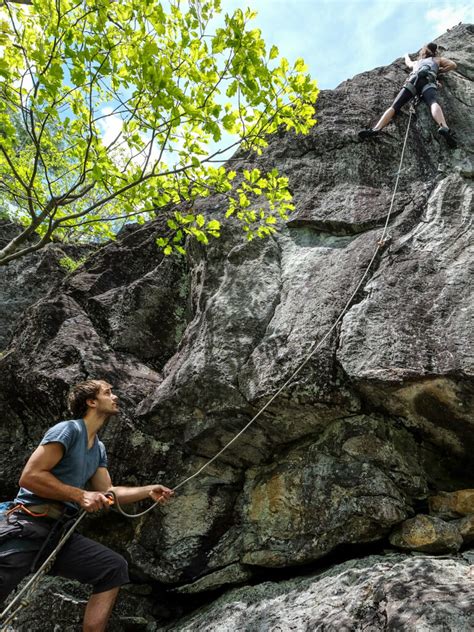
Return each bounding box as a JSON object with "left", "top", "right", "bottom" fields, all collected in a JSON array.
[
  {"left": 6, "top": 578, "right": 158, "bottom": 632},
  {"left": 0, "top": 24, "right": 473, "bottom": 630},
  {"left": 455, "top": 515, "right": 474, "bottom": 544},
  {"left": 389, "top": 514, "right": 463, "bottom": 553},
  {"left": 0, "top": 220, "right": 187, "bottom": 500},
  {"left": 164, "top": 553, "right": 474, "bottom": 632},
  {"left": 172, "top": 563, "right": 253, "bottom": 595},
  {"left": 8, "top": 553, "right": 474, "bottom": 631},
  {"left": 429, "top": 489, "right": 474, "bottom": 519},
  {"left": 215, "top": 415, "right": 426, "bottom": 569},
  {"left": 0, "top": 221, "right": 90, "bottom": 351},
  {"left": 123, "top": 414, "right": 427, "bottom": 587}
]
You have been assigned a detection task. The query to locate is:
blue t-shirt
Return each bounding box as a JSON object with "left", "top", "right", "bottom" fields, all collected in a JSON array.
[{"left": 15, "top": 419, "right": 108, "bottom": 508}]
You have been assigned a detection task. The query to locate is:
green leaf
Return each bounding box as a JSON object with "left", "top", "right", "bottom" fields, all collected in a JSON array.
[
  {"left": 207, "top": 219, "right": 220, "bottom": 231},
  {"left": 294, "top": 58, "right": 308, "bottom": 73},
  {"left": 0, "top": 0, "right": 318, "bottom": 266},
  {"left": 269, "top": 45, "right": 279, "bottom": 60}
]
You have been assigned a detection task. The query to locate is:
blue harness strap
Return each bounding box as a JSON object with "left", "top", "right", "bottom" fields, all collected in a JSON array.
[{"left": 0, "top": 502, "right": 13, "bottom": 516}]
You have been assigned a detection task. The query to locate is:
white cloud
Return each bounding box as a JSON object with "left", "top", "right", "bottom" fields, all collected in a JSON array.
[
  {"left": 18, "top": 70, "right": 34, "bottom": 93},
  {"left": 426, "top": 5, "right": 474, "bottom": 35},
  {"left": 99, "top": 107, "right": 124, "bottom": 150},
  {"left": 99, "top": 107, "right": 171, "bottom": 170}
]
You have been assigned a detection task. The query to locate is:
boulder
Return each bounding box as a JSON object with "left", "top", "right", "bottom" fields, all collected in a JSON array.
[
  {"left": 165, "top": 553, "right": 474, "bottom": 632},
  {"left": 389, "top": 514, "right": 463, "bottom": 553},
  {"left": 429, "top": 489, "right": 474, "bottom": 519},
  {"left": 455, "top": 515, "right": 474, "bottom": 544}
]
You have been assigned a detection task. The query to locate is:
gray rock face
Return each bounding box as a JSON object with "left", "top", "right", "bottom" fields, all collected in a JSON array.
[
  {"left": 0, "top": 221, "right": 90, "bottom": 351},
  {"left": 6, "top": 553, "right": 474, "bottom": 631},
  {"left": 6, "top": 578, "right": 158, "bottom": 632},
  {"left": 166, "top": 553, "right": 474, "bottom": 632},
  {"left": 0, "top": 23, "right": 473, "bottom": 631},
  {"left": 215, "top": 416, "right": 426, "bottom": 569}
]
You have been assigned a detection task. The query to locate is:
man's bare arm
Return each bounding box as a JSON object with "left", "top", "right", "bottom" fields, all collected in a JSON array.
[
  {"left": 110, "top": 484, "right": 174, "bottom": 504},
  {"left": 19, "top": 443, "right": 110, "bottom": 512},
  {"left": 438, "top": 57, "right": 457, "bottom": 73},
  {"left": 89, "top": 468, "right": 173, "bottom": 506}
]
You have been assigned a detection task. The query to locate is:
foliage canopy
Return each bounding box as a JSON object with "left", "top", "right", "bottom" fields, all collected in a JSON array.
[{"left": 0, "top": 0, "right": 318, "bottom": 265}]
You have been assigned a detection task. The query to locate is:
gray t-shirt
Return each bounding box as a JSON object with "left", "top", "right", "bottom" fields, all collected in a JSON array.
[
  {"left": 15, "top": 419, "right": 108, "bottom": 508},
  {"left": 412, "top": 57, "right": 439, "bottom": 75}
]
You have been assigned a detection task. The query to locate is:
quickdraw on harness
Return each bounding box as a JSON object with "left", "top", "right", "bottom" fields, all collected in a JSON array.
[{"left": 404, "top": 62, "right": 438, "bottom": 97}]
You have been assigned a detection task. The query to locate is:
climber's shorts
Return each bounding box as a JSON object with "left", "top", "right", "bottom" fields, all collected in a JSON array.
[
  {"left": 0, "top": 515, "right": 129, "bottom": 604},
  {"left": 392, "top": 85, "right": 438, "bottom": 113}
]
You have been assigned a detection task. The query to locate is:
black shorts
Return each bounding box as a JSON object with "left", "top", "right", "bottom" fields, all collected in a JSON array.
[
  {"left": 0, "top": 515, "right": 129, "bottom": 604},
  {"left": 391, "top": 85, "right": 438, "bottom": 113}
]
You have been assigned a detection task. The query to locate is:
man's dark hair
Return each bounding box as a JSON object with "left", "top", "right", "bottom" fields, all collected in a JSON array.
[{"left": 68, "top": 380, "right": 110, "bottom": 418}]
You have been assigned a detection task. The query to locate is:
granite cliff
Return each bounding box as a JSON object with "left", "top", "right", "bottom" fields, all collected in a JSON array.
[{"left": 0, "top": 24, "right": 473, "bottom": 631}]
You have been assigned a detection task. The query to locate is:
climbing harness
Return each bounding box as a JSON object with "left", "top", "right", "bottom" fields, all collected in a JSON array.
[
  {"left": 1, "top": 110, "right": 416, "bottom": 629},
  {"left": 404, "top": 60, "right": 438, "bottom": 96}
]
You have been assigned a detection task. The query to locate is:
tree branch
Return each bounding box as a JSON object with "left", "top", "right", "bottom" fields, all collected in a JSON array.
[{"left": 0, "top": 225, "right": 55, "bottom": 265}]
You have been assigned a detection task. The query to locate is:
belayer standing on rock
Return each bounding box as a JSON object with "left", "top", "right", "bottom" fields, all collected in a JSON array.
[
  {"left": 0, "top": 379, "right": 173, "bottom": 632},
  {"left": 359, "top": 42, "right": 458, "bottom": 147}
]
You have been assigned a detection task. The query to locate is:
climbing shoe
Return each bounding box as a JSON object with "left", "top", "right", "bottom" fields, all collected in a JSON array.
[
  {"left": 438, "top": 126, "right": 457, "bottom": 148},
  {"left": 358, "top": 128, "right": 380, "bottom": 140}
]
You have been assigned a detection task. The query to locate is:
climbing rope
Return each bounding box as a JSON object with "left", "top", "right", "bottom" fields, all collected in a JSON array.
[{"left": 113, "top": 107, "right": 416, "bottom": 519}]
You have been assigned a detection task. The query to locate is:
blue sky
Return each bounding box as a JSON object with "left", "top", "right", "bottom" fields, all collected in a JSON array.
[
  {"left": 12, "top": 1, "right": 468, "bottom": 166},
  {"left": 96, "top": 1, "right": 473, "bottom": 160},
  {"left": 221, "top": 0, "right": 473, "bottom": 89}
]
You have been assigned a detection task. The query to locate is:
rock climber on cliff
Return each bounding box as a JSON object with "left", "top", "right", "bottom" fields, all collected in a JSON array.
[
  {"left": 358, "top": 42, "right": 458, "bottom": 147},
  {"left": 0, "top": 379, "right": 173, "bottom": 632}
]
